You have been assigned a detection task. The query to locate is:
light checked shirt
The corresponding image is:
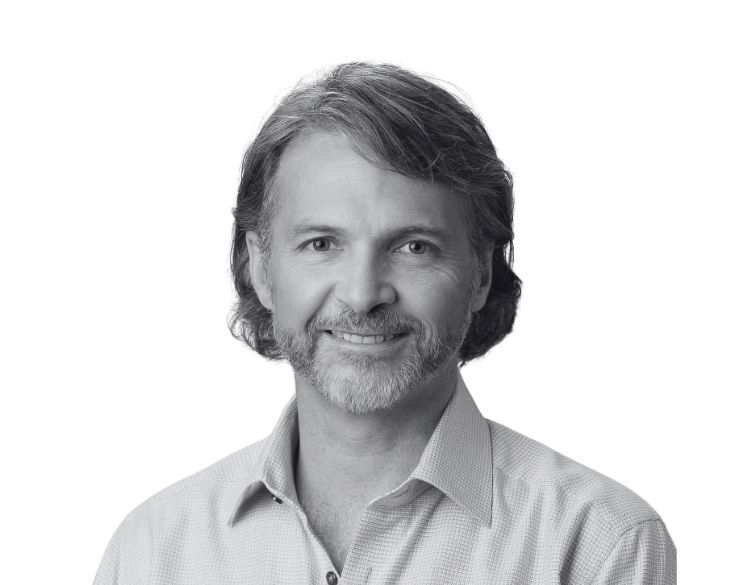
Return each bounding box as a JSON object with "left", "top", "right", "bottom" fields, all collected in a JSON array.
[{"left": 94, "top": 376, "right": 676, "bottom": 584}]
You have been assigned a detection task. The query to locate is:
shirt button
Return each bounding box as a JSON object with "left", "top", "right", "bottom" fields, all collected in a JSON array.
[
  {"left": 270, "top": 494, "right": 283, "bottom": 504},
  {"left": 326, "top": 571, "right": 338, "bottom": 584}
]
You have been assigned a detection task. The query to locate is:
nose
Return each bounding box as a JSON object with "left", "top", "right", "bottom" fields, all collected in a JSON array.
[{"left": 333, "top": 250, "right": 397, "bottom": 315}]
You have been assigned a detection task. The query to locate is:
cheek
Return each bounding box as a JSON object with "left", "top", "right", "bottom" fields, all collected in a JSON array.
[
  {"left": 395, "top": 268, "right": 474, "bottom": 330},
  {"left": 270, "top": 261, "right": 334, "bottom": 330}
]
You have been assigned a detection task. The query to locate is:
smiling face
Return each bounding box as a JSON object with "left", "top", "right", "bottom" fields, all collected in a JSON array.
[{"left": 246, "top": 131, "right": 491, "bottom": 414}]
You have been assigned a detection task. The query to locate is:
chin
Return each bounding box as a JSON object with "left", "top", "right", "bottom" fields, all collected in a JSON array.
[
  {"left": 274, "top": 320, "right": 465, "bottom": 414},
  {"left": 314, "top": 372, "right": 417, "bottom": 414},
  {"left": 309, "top": 353, "right": 443, "bottom": 415}
]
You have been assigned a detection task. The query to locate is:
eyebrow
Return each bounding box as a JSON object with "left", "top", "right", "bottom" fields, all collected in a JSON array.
[
  {"left": 287, "top": 223, "right": 454, "bottom": 243},
  {"left": 288, "top": 224, "right": 344, "bottom": 238}
]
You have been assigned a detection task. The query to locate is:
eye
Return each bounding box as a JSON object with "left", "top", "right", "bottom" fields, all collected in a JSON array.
[
  {"left": 310, "top": 238, "right": 331, "bottom": 252},
  {"left": 397, "top": 240, "right": 431, "bottom": 255}
]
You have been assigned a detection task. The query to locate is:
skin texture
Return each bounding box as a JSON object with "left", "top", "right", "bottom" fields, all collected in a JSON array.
[{"left": 246, "top": 131, "right": 492, "bottom": 572}]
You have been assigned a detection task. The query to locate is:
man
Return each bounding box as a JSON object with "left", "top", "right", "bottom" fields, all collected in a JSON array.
[{"left": 94, "top": 62, "right": 675, "bottom": 584}]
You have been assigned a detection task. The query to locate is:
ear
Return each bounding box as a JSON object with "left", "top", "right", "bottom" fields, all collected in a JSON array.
[
  {"left": 470, "top": 250, "right": 493, "bottom": 313},
  {"left": 245, "top": 231, "right": 273, "bottom": 310}
]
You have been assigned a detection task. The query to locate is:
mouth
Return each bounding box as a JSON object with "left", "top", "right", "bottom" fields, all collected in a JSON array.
[{"left": 325, "top": 330, "right": 408, "bottom": 345}]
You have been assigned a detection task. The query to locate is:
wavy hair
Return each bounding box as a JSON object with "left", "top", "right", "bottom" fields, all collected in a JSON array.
[{"left": 230, "top": 62, "right": 521, "bottom": 364}]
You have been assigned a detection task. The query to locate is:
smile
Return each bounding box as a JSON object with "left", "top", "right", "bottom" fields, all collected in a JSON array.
[{"left": 327, "top": 330, "right": 404, "bottom": 344}]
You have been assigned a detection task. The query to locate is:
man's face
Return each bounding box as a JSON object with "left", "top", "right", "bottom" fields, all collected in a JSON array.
[{"left": 248, "top": 131, "right": 490, "bottom": 414}]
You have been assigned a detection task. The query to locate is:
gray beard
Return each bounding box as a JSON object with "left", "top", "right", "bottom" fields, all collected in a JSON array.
[{"left": 272, "top": 304, "right": 473, "bottom": 414}]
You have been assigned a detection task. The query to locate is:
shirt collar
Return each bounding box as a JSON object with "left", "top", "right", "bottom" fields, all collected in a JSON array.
[
  {"left": 228, "top": 374, "right": 493, "bottom": 528},
  {"left": 227, "top": 395, "right": 300, "bottom": 526},
  {"left": 408, "top": 375, "right": 493, "bottom": 526}
]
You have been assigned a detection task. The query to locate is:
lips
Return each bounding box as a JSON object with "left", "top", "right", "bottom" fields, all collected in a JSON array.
[{"left": 327, "top": 330, "right": 403, "bottom": 344}]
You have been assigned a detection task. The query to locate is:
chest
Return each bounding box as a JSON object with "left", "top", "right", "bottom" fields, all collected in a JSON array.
[
  {"left": 140, "top": 490, "right": 579, "bottom": 584},
  {"left": 299, "top": 496, "right": 365, "bottom": 572}
]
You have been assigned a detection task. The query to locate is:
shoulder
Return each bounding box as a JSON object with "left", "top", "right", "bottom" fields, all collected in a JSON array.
[
  {"left": 487, "top": 419, "right": 675, "bottom": 581},
  {"left": 130, "top": 436, "right": 267, "bottom": 526},
  {"left": 488, "top": 419, "right": 662, "bottom": 533},
  {"left": 93, "top": 438, "right": 267, "bottom": 585}
]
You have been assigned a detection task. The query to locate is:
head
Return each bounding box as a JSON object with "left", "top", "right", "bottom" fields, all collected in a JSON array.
[{"left": 230, "top": 62, "right": 521, "bottom": 412}]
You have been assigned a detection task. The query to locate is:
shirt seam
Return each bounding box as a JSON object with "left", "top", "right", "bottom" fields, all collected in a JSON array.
[
  {"left": 492, "top": 455, "right": 657, "bottom": 535},
  {"left": 144, "top": 505, "right": 158, "bottom": 585},
  {"left": 586, "top": 517, "right": 663, "bottom": 585}
]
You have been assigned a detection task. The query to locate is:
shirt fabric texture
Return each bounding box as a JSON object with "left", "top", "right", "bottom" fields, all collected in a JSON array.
[{"left": 94, "top": 376, "right": 676, "bottom": 584}]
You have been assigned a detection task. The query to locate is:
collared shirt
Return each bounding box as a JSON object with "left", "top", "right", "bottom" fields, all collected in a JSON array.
[{"left": 94, "top": 377, "right": 675, "bottom": 584}]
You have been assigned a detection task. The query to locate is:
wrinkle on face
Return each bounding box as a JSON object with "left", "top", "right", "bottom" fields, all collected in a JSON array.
[{"left": 265, "top": 130, "right": 481, "bottom": 413}]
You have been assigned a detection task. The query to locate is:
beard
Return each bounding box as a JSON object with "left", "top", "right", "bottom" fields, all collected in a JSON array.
[{"left": 271, "top": 300, "right": 474, "bottom": 415}]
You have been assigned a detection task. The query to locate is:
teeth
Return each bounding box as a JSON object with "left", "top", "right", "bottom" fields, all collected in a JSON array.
[{"left": 332, "top": 331, "right": 397, "bottom": 344}]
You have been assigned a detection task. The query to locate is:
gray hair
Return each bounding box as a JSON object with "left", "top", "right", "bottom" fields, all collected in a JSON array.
[{"left": 230, "top": 62, "right": 521, "bottom": 364}]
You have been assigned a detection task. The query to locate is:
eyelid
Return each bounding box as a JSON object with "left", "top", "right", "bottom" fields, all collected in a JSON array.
[
  {"left": 394, "top": 239, "right": 438, "bottom": 254},
  {"left": 298, "top": 237, "right": 437, "bottom": 253},
  {"left": 301, "top": 236, "right": 340, "bottom": 250}
]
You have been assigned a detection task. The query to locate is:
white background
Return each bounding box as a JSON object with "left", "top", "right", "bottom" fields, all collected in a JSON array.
[{"left": 1, "top": 1, "right": 732, "bottom": 583}]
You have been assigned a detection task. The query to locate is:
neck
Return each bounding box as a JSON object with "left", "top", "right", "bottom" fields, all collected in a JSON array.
[{"left": 294, "top": 365, "right": 459, "bottom": 507}]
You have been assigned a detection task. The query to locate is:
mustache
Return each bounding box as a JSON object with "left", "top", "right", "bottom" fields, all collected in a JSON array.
[{"left": 308, "top": 307, "right": 423, "bottom": 336}]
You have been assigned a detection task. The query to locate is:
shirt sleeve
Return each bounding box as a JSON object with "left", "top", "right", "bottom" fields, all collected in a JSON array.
[
  {"left": 93, "top": 510, "right": 154, "bottom": 585},
  {"left": 592, "top": 519, "right": 676, "bottom": 585}
]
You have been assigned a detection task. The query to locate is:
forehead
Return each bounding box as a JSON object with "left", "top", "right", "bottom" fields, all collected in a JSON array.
[{"left": 271, "top": 131, "right": 468, "bottom": 236}]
